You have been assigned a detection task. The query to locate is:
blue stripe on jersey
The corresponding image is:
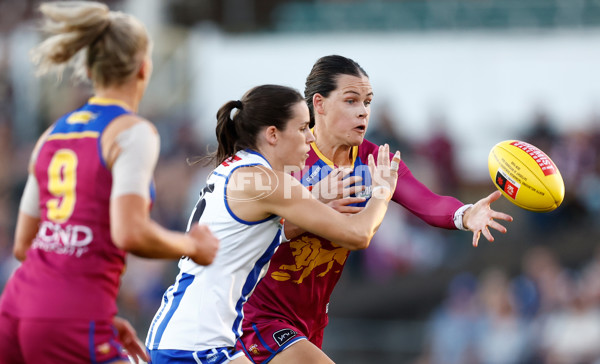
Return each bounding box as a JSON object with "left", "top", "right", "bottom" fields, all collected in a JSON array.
[
  {"left": 149, "top": 180, "right": 156, "bottom": 203},
  {"left": 89, "top": 321, "right": 97, "bottom": 364},
  {"left": 212, "top": 171, "right": 227, "bottom": 179},
  {"left": 146, "top": 285, "right": 174, "bottom": 348},
  {"left": 301, "top": 156, "right": 371, "bottom": 208},
  {"left": 51, "top": 102, "right": 130, "bottom": 171},
  {"left": 243, "top": 149, "right": 272, "bottom": 167},
  {"left": 149, "top": 272, "right": 195, "bottom": 349},
  {"left": 231, "top": 229, "right": 282, "bottom": 338},
  {"left": 150, "top": 346, "right": 241, "bottom": 364},
  {"left": 51, "top": 103, "right": 130, "bottom": 135},
  {"left": 223, "top": 164, "right": 277, "bottom": 225}
]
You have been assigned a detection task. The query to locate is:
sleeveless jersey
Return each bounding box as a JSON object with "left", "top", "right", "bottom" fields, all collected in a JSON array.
[
  {"left": 0, "top": 97, "right": 144, "bottom": 320},
  {"left": 241, "top": 139, "right": 464, "bottom": 347},
  {"left": 146, "top": 150, "right": 284, "bottom": 352}
]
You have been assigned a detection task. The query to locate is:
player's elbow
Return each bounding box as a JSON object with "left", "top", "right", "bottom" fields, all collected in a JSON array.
[
  {"left": 13, "top": 246, "right": 27, "bottom": 262},
  {"left": 112, "top": 226, "right": 146, "bottom": 252},
  {"left": 354, "top": 235, "right": 372, "bottom": 250},
  {"left": 344, "top": 231, "right": 373, "bottom": 251}
]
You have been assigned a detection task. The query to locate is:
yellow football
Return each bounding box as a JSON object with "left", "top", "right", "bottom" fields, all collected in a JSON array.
[{"left": 488, "top": 140, "right": 565, "bottom": 212}]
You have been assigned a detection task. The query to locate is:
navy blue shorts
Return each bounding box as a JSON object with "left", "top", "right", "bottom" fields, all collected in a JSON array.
[{"left": 149, "top": 346, "right": 244, "bottom": 364}]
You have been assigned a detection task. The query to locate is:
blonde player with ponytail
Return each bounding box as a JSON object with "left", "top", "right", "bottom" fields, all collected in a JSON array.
[{"left": 0, "top": 2, "right": 219, "bottom": 363}]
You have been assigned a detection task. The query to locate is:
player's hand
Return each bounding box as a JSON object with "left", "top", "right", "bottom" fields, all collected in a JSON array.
[
  {"left": 463, "top": 190, "right": 514, "bottom": 247},
  {"left": 368, "top": 144, "right": 401, "bottom": 200},
  {"left": 327, "top": 196, "right": 365, "bottom": 214},
  {"left": 112, "top": 316, "right": 149, "bottom": 364},
  {"left": 187, "top": 224, "right": 219, "bottom": 265},
  {"left": 311, "top": 167, "right": 364, "bottom": 203}
]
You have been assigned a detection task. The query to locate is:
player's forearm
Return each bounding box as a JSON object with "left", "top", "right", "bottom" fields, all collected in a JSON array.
[
  {"left": 125, "top": 220, "right": 194, "bottom": 259},
  {"left": 392, "top": 169, "right": 462, "bottom": 229},
  {"left": 13, "top": 212, "right": 40, "bottom": 261},
  {"left": 339, "top": 195, "right": 390, "bottom": 250},
  {"left": 111, "top": 195, "right": 193, "bottom": 259}
]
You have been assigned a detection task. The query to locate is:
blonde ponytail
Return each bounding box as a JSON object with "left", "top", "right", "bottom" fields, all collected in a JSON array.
[{"left": 31, "top": 1, "right": 149, "bottom": 87}]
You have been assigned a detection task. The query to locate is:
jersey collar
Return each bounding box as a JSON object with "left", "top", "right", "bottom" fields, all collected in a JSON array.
[
  {"left": 88, "top": 97, "right": 133, "bottom": 111},
  {"left": 310, "top": 128, "right": 358, "bottom": 168}
]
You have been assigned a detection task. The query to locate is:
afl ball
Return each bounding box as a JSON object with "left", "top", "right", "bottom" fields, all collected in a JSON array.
[{"left": 488, "top": 140, "right": 564, "bottom": 212}]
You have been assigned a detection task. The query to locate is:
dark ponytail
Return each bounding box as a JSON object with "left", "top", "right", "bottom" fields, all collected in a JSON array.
[
  {"left": 214, "top": 100, "right": 243, "bottom": 166},
  {"left": 213, "top": 84, "right": 304, "bottom": 166}
]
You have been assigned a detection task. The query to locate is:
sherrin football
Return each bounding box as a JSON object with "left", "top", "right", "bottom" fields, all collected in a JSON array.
[{"left": 488, "top": 140, "right": 564, "bottom": 212}]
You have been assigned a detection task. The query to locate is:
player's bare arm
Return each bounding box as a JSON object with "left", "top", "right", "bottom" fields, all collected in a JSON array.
[{"left": 229, "top": 145, "right": 400, "bottom": 250}]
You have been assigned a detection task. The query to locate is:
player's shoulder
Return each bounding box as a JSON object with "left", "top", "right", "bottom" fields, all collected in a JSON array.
[
  {"left": 115, "top": 114, "right": 156, "bottom": 133},
  {"left": 105, "top": 114, "right": 157, "bottom": 140}
]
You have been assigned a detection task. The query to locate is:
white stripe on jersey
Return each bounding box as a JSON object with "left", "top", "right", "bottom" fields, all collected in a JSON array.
[{"left": 146, "top": 150, "right": 283, "bottom": 351}]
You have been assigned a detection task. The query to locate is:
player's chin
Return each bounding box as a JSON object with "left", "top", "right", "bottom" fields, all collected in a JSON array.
[{"left": 349, "top": 133, "right": 365, "bottom": 146}]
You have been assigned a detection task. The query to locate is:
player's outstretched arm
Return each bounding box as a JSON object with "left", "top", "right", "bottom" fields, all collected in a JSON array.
[{"left": 463, "top": 190, "right": 514, "bottom": 247}]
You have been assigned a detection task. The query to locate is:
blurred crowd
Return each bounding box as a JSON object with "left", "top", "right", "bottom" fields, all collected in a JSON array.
[{"left": 420, "top": 244, "right": 600, "bottom": 364}]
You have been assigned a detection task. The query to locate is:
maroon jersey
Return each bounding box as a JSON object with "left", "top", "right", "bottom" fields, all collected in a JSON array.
[
  {"left": 241, "top": 138, "right": 463, "bottom": 347},
  {"left": 0, "top": 98, "right": 146, "bottom": 320}
]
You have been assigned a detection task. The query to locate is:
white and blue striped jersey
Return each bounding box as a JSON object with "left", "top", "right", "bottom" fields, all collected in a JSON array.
[{"left": 145, "top": 150, "right": 283, "bottom": 351}]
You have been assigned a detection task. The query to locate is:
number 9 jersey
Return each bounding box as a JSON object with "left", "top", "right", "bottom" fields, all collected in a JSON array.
[{"left": 0, "top": 97, "right": 146, "bottom": 321}]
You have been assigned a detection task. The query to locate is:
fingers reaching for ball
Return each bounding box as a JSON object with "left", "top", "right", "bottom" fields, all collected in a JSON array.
[{"left": 464, "top": 191, "right": 514, "bottom": 247}]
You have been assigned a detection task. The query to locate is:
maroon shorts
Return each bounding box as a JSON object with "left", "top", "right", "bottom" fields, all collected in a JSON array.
[
  {"left": 0, "top": 311, "right": 129, "bottom": 364},
  {"left": 236, "top": 319, "right": 307, "bottom": 364}
]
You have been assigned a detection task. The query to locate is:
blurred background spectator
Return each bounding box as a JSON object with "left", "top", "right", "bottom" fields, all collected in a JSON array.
[{"left": 1, "top": 0, "right": 600, "bottom": 363}]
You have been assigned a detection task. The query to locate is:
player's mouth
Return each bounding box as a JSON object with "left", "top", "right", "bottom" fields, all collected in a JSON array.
[
  {"left": 303, "top": 148, "right": 310, "bottom": 159},
  {"left": 354, "top": 125, "right": 366, "bottom": 133}
]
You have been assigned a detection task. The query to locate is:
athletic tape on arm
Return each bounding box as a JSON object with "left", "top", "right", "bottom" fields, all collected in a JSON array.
[{"left": 111, "top": 122, "right": 160, "bottom": 200}]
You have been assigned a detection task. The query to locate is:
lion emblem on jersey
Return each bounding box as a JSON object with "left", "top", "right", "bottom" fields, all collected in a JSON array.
[{"left": 271, "top": 236, "right": 348, "bottom": 284}]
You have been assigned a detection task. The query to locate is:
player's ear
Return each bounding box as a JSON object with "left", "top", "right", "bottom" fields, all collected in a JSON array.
[
  {"left": 313, "top": 93, "right": 325, "bottom": 115},
  {"left": 264, "top": 125, "right": 278, "bottom": 145},
  {"left": 137, "top": 57, "right": 150, "bottom": 81}
]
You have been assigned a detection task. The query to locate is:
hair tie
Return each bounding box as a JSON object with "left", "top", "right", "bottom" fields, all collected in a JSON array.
[{"left": 234, "top": 100, "right": 243, "bottom": 110}]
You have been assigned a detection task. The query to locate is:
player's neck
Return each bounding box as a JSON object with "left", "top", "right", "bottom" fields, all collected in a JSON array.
[
  {"left": 94, "top": 84, "right": 141, "bottom": 112},
  {"left": 313, "top": 130, "right": 352, "bottom": 167}
]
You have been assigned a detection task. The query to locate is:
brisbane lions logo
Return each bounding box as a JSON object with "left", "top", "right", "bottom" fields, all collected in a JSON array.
[{"left": 271, "top": 236, "right": 348, "bottom": 284}]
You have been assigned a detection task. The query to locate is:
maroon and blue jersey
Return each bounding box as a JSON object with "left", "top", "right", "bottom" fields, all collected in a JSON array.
[
  {"left": 240, "top": 138, "right": 464, "bottom": 348},
  {"left": 0, "top": 97, "right": 151, "bottom": 320}
]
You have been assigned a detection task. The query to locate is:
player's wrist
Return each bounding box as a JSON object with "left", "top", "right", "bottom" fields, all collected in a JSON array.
[
  {"left": 371, "top": 185, "right": 392, "bottom": 200},
  {"left": 454, "top": 204, "right": 473, "bottom": 231}
]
